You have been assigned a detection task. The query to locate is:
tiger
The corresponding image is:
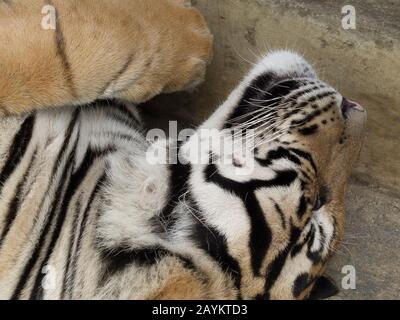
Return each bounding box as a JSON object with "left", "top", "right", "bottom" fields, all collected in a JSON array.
[
  {"left": 0, "top": 45, "right": 367, "bottom": 298},
  {"left": 0, "top": 0, "right": 212, "bottom": 115}
]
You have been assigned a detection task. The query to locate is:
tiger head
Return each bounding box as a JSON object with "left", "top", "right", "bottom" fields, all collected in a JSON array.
[{"left": 181, "top": 50, "right": 366, "bottom": 299}]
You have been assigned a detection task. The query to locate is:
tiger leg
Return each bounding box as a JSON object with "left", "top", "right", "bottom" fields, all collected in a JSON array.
[{"left": 0, "top": 0, "right": 213, "bottom": 115}]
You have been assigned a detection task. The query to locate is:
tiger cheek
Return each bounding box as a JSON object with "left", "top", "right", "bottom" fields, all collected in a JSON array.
[
  {"left": 291, "top": 133, "right": 334, "bottom": 169},
  {"left": 298, "top": 121, "right": 344, "bottom": 166}
]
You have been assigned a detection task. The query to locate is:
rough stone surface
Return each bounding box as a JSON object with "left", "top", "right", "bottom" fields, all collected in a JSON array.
[
  {"left": 328, "top": 178, "right": 400, "bottom": 299},
  {"left": 141, "top": 0, "right": 400, "bottom": 299}
]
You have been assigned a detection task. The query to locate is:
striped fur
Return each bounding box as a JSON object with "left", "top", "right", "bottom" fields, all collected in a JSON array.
[
  {"left": 0, "top": 51, "right": 366, "bottom": 300},
  {"left": 0, "top": 0, "right": 212, "bottom": 115}
]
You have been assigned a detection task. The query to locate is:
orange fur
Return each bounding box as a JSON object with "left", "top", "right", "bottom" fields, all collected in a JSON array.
[{"left": 0, "top": 0, "right": 213, "bottom": 115}]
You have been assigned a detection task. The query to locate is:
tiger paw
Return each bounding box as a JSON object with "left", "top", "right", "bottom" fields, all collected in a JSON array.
[
  {"left": 0, "top": 0, "right": 213, "bottom": 115},
  {"left": 161, "top": 0, "right": 214, "bottom": 93},
  {"left": 113, "top": 0, "right": 214, "bottom": 103}
]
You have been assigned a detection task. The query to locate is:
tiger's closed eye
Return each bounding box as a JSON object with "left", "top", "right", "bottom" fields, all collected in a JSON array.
[
  {"left": 313, "top": 186, "right": 330, "bottom": 211},
  {"left": 313, "top": 196, "right": 325, "bottom": 211}
]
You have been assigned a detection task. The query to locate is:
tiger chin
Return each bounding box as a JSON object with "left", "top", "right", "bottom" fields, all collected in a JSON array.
[{"left": 0, "top": 51, "right": 366, "bottom": 300}]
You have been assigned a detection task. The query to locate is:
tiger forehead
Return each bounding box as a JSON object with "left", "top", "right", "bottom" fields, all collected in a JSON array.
[
  {"left": 244, "top": 74, "right": 339, "bottom": 113},
  {"left": 227, "top": 76, "right": 339, "bottom": 129},
  {"left": 249, "top": 74, "right": 331, "bottom": 96}
]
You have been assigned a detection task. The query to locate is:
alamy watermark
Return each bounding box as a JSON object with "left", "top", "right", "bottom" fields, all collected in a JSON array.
[
  {"left": 145, "top": 122, "right": 258, "bottom": 175},
  {"left": 341, "top": 265, "right": 357, "bottom": 290},
  {"left": 41, "top": 264, "right": 57, "bottom": 292},
  {"left": 41, "top": 5, "right": 56, "bottom": 30},
  {"left": 342, "top": 5, "right": 356, "bottom": 30}
]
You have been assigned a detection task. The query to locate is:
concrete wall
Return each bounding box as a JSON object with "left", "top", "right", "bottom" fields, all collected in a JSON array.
[{"left": 142, "top": 0, "right": 400, "bottom": 298}]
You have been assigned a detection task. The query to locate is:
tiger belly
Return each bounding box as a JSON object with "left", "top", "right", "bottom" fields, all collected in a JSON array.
[{"left": 0, "top": 101, "right": 162, "bottom": 299}]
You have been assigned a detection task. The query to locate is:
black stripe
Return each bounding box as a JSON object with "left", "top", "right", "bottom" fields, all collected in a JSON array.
[
  {"left": 30, "top": 146, "right": 114, "bottom": 299},
  {"left": 283, "top": 101, "right": 310, "bottom": 120},
  {"left": 288, "top": 148, "right": 317, "bottom": 173},
  {"left": 205, "top": 163, "right": 298, "bottom": 193},
  {"left": 284, "top": 84, "right": 322, "bottom": 102},
  {"left": 290, "top": 98, "right": 335, "bottom": 127},
  {"left": 101, "top": 247, "right": 169, "bottom": 276},
  {"left": 224, "top": 76, "right": 302, "bottom": 129},
  {"left": 307, "top": 92, "right": 336, "bottom": 103},
  {"left": 305, "top": 223, "right": 325, "bottom": 265},
  {"left": 49, "top": 110, "right": 80, "bottom": 178},
  {"left": 98, "top": 245, "right": 199, "bottom": 288},
  {"left": 255, "top": 147, "right": 301, "bottom": 167},
  {"left": 29, "top": 138, "right": 78, "bottom": 300},
  {"left": 297, "top": 195, "right": 308, "bottom": 218},
  {"left": 100, "top": 54, "right": 135, "bottom": 96},
  {"left": 156, "top": 161, "right": 191, "bottom": 232},
  {"left": 12, "top": 148, "right": 74, "bottom": 300},
  {"left": 204, "top": 162, "right": 297, "bottom": 276},
  {"left": 63, "top": 172, "right": 107, "bottom": 299},
  {"left": 224, "top": 73, "right": 276, "bottom": 129},
  {"left": 291, "top": 111, "right": 319, "bottom": 126},
  {"left": 62, "top": 195, "right": 82, "bottom": 299},
  {"left": 263, "top": 223, "right": 301, "bottom": 299},
  {"left": 300, "top": 169, "right": 312, "bottom": 182},
  {"left": 307, "top": 228, "right": 323, "bottom": 264},
  {"left": 293, "top": 273, "right": 310, "bottom": 298},
  {"left": 244, "top": 192, "right": 272, "bottom": 277},
  {"left": 291, "top": 223, "right": 314, "bottom": 258},
  {"left": 298, "top": 124, "right": 319, "bottom": 136},
  {"left": 307, "top": 275, "right": 339, "bottom": 300},
  {"left": 272, "top": 200, "right": 287, "bottom": 230},
  {"left": 89, "top": 100, "right": 141, "bottom": 129},
  {"left": 188, "top": 196, "right": 242, "bottom": 298},
  {"left": 0, "top": 148, "right": 37, "bottom": 248},
  {"left": 331, "top": 215, "right": 338, "bottom": 248},
  {"left": 51, "top": 2, "right": 77, "bottom": 98},
  {"left": 0, "top": 115, "right": 35, "bottom": 197},
  {"left": 108, "top": 112, "right": 137, "bottom": 130},
  {"left": 113, "top": 100, "right": 141, "bottom": 127},
  {"left": 11, "top": 111, "right": 79, "bottom": 300},
  {"left": 259, "top": 80, "right": 302, "bottom": 106}
]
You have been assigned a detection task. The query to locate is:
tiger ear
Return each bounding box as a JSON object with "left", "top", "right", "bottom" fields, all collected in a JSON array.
[{"left": 308, "top": 275, "right": 339, "bottom": 300}]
